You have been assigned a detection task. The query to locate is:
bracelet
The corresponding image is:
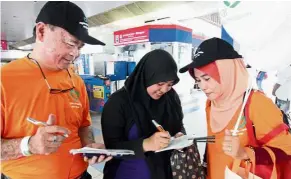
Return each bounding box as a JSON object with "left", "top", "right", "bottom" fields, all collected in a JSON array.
[
  {"left": 20, "top": 136, "right": 33, "bottom": 156},
  {"left": 244, "top": 146, "right": 255, "bottom": 163}
]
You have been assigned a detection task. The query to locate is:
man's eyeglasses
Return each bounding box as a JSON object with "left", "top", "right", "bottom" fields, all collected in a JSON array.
[{"left": 27, "top": 54, "right": 75, "bottom": 94}]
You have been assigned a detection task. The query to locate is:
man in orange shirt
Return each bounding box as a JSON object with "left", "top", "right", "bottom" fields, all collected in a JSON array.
[{"left": 1, "top": 2, "right": 111, "bottom": 179}]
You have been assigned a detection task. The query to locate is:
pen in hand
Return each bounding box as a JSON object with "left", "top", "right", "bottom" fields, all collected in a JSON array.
[
  {"left": 151, "top": 120, "right": 174, "bottom": 139},
  {"left": 141, "top": 120, "right": 171, "bottom": 152},
  {"left": 152, "top": 120, "right": 166, "bottom": 132},
  {"left": 27, "top": 117, "right": 69, "bottom": 138}
]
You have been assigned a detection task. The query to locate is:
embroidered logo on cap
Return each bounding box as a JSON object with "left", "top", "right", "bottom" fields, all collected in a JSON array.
[
  {"left": 79, "top": 17, "right": 88, "bottom": 29},
  {"left": 194, "top": 51, "right": 204, "bottom": 59}
]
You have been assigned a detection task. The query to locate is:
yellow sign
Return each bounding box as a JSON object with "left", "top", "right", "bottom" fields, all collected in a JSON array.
[{"left": 93, "top": 85, "right": 104, "bottom": 99}]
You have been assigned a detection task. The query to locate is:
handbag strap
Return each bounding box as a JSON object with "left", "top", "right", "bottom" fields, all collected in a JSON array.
[
  {"left": 259, "top": 123, "right": 289, "bottom": 144},
  {"left": 244, "top": 90, "right": 288, "bottom": 178},
  {"left": 262, "top": 147, "right": 278, "bottom": 179},
  {"left": 245, "top": 90, "right": 289, "bottom": 146}
]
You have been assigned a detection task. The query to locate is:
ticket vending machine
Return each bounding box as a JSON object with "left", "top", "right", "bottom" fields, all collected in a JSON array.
[
  {"left": 77, "top": 53, "right": 136, "bottom": 112},
  {"left": 80, "top": 75, "right": 111, "bottom": 113}
]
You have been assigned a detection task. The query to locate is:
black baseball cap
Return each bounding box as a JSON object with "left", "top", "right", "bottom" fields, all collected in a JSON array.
[
  {"left": 179, "top": 37, "right": 242, "bottom": 73},
  {"left": 35, "top": 1, "right": 105, "bottom": 46}
]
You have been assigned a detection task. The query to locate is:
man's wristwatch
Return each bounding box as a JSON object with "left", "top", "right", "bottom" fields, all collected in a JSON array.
[{"left": 20, "top": 136, "right": 33, "bottom": 156}]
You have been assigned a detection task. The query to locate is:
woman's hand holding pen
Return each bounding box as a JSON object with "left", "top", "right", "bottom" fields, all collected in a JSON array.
[
  {"left": 29, "top": 114, "right": 71, "bottom": 155},
  {"left": 143, "top": 132, "right": 171, "bottom": 152}
]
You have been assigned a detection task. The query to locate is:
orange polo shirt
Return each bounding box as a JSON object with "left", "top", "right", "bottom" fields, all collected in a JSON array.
[
  {"left": 1, "top": 57, "right": 91, "bottom": 179},
  {"left": 205, "top": 91, "right": 291, "bottom": 179}
]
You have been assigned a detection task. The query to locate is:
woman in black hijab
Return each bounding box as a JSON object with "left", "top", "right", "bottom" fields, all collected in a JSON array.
[{"left": 101, "top": 49, "right": 185, "bottom": 179}]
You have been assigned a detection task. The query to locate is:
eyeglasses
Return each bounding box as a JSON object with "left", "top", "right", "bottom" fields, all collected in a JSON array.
[{"left": 27, "top": 54, "right": 75, "bottom": 94}]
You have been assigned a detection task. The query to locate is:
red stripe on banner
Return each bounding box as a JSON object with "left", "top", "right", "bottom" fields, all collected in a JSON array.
[
  {"left": 113, "top": 25, "right": 192, "bottom": 35},
  {"left": 114, "top": 25, "right": 150, "bottom": 46},
  {"left": 113, "top": 24, "right": 192, "bottom": 46},
  {"left": 114, "top": 25, "right": 150, "bottom": 35}
]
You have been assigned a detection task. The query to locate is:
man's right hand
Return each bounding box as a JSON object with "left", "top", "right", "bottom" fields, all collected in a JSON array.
[
  {"left": 28, "top": 114, "right": 71, "bottom": 155},
  {"left": 143, "top": 132, "right": 171, "bottom": 152}
]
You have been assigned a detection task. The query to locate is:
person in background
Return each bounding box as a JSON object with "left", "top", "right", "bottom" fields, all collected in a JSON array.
[
  {"left": 256, "top": 70, "right": 268, "bottom": 92},
  {"left": 272, "top": 64, "right": 291, "bottom": 115},
  {"left": 1, "top": 2, "right": 111, "bottom": 179},
  {"left": 101, "top": 49, "right": 185, "bottom": 179},
  {"left": 179, "top": 38, "right": 291, "bottom": 179}
]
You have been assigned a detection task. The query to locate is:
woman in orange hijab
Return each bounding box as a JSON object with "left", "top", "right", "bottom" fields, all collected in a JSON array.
[{"left": 180, "top": 38, "right": 291, "bottom": 179}]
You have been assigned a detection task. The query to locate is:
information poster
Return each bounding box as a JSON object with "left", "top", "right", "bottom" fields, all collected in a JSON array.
[{"left": 93, "top": 85, "right": 104, "bottom": 99}]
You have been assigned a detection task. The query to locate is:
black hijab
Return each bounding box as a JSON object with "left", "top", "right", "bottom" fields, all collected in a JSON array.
[
  {"left": 124, "top": 49, "right": 183, "bottom": 138},
  {"left": 123, "top": 49, "right": 184, "bottom": 179}
]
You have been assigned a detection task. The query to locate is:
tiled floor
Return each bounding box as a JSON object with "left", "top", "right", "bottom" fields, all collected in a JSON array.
[{"left": 87, "top": 112, "right": 105, "bottom": 179}]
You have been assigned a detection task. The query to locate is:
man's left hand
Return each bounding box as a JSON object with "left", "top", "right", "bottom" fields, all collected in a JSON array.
[{"left": 83, "top": 143, "right": 112, "bottom": 165}]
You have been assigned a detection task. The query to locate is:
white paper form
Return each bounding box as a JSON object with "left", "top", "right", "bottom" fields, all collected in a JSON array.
[{"left": 155, "top": 135, "right": 193, "bottom": 153}]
